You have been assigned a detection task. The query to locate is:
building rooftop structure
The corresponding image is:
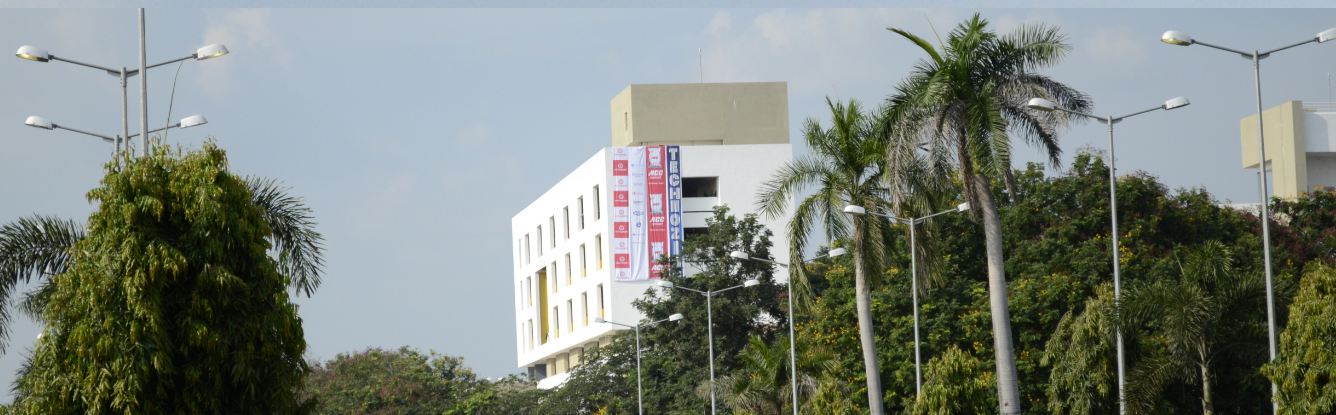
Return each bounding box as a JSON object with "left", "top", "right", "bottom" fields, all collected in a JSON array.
[{"left": 1240, "top": 100, "right": 1336, "bottom": 199}]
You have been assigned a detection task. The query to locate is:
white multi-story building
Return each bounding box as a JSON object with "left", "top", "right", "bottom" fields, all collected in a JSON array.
[{"left": 509, "top": 82, "right": 793, "bottom": 388}]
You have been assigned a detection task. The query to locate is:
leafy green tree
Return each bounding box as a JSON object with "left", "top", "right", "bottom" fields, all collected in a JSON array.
[
  {"left": 757, "top": 98, "right": 893, "bottom": 414},
  {"left": 1042, "top": 284, "right": 1118, "bottom": 414},
  {"left": 883, "top": 13, "right": 1091, "bottom": 413},
  {"left": 635, "top": 206, "right": 784, "bottom": 414},
  {"left": 10, "top": 144, "right": 312, "bottom": 413},
  {"left": 536, "top": 339, "right": 636, "bottom": 414},
  {"left": 1272, "top": 189, "right": 1336, "bottom": 265},
  {"left": 304, "top": 347, "right": 485, "bottom": 414},
  {"left": 911, "top": 346, "right": 996, "bottom": 415},
  {"left": 1120, "top": 241, "right": 1268, "bottom": 415},
  {"left": 1263, "top": 263, "right": 1336, "bottom": 413},
  {"left": 0, "top": 164, "right": 323, "bottom": 356}
]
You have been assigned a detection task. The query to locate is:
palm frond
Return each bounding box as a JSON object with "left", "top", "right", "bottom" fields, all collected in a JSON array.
[
  {"left": 0, "top": 215, "right": 83, "bottom": 354},
  {"left": 245, "top": 177, "right": 325, "bottom": 297}
]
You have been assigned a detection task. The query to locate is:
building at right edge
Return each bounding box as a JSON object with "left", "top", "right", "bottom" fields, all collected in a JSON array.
[{"left": 1241, "top": 100, "right": 1336, "bottom": 198}]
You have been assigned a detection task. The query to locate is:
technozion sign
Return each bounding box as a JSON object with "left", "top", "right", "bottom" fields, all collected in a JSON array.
[{"left": 611, "top": 145, "right": 683, "bottom": 282}]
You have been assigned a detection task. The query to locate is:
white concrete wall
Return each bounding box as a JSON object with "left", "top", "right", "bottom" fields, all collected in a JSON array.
[
  {"left": 510, "top": 149, "right": 616, "bottom": 372},
  {"left": 1303, "top": 110, "right": 1336, "bottom": 153},
  {"left": 679, "top": 143, "right": 794, "bottom": 281}
]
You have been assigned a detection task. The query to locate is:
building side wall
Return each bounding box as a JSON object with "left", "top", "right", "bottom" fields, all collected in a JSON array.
[
  {"left": 1241, "top": 100, "right": 1307, "bottom": 198},
  {"left": 511, "top": 149, "right": 615, "bottom": 370}
]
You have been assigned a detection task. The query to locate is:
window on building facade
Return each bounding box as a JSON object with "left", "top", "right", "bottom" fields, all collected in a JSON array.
[
  {"left": 595, "top": 234, "right": 603, "bottom": 269},
  {"left": 564, "top": 254, "right": 572, "bottom": 286},
  {"left": 566, "top": 300, "right": 574, "bottom": 333},
  {"left": 536, "top": 226, "right": 543, "bottom": 256},
  {"left": 683, "top": 177, "right": 720, "bottom": 198},
  {"left": 525, "top": 234, "right": 531, "bottom": 264},
  {"left": 553, "top": 307, "right": 560, "bottom": 339},
  {"left": 581, "top": 292, "right": 589, "bottom": 327},
  {"left": 563, "top": 207, "right": 571, "bottom": 239},
  {"left": 596, "top": 284, "right": 605, "bottom": 319},
  {"left": 525, "top": 277, "right": 532, "bottom": 306},
  {"left": 549, "top": 216, "right": 556, "bottom": 248},
  {"left": 577, "top": 196, "right": 585, "bottom": 230},
  {"left": 579, "top": 244, "right": 587, "bottom": 277},
  {"left": 551, "top": 262, "right": 558, "bottom": 293},
  {"left": 593, "top": 185, "right": 601, "bottom": 219}
]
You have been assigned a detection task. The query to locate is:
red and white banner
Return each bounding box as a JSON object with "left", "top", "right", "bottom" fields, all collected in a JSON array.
[{"left": 612, "top": 145, "right": 681, "bottom": 282}]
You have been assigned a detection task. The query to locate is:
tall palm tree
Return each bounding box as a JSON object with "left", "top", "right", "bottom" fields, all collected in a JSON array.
[
  {"left": 758, "top": 98, "right": 893, "bottom": 414},
  {"left": 883, "top": 13, "right": 1092, "bottom": 413},
  {"left": 0, "top": 176, "right": 324, "bottom": 354},
  {"left": 1120, "top": 241, "right": 1267, "bottom": 415}
]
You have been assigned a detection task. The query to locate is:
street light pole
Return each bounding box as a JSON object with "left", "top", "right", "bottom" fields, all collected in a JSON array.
[
  {"left": 1159, "top": 28, "right": 1336, "bottom": 412},
  {"left": 139, "top": 8, "right": 148, "bottom": 155},
  {"left": 15, "top": 11, "right": 229, "bottom": 158},
  {"left": 860, "top": 202, "right": 968, "bottom": 399},
  {"left": 1027, "top": 96, "right": 1190, "bottom": 415},
  {"left": 729, "top": 248, "right": 847, "bottom": 415},
  {"left": 597, "top": 313, "right": 684, "bottom": 415},
  {"left": 657, "top": 278, "right": 759, "bottom": 415}
]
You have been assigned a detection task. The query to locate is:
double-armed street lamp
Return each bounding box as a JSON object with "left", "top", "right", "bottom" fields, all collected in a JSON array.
[
  {"left": 1160, "top": 27, "right": 1336, "bottom": 412},
  {"left": 728, "top": 248, "right": 847, "bottom": 415},
  {"left": 1026, "top": 96, "right": 1190, "bottom": 415},
  {"left": 595, "top": 313, "right": 685, "bottom": 415},
  {"left": 16, "top": 40, "right": 228, "bottom": 156},
  {"left": 656, "top": 278, "right": 761, "bottom": 415},
  {"left": 24, "top": 114, "right": 208, "bottom": 150},
  {"left": 845, "top": 202, "right": 968, "bottom": 399}
]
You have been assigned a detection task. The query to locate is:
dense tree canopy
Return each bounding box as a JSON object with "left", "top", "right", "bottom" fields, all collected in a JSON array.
[
  {"left": 10, "top": 144, "right": 311, "bottom": 414},
  {"left": 1264, "top": 263, "right": 1336, "bottom": 413}
]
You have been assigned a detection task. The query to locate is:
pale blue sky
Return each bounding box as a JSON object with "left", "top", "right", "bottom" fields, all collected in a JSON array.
[{"left": 2, "top": 8, "right": 1335, "bottom": 400}]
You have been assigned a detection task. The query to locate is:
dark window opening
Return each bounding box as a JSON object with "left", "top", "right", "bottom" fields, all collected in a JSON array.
[{"left": 683, "top": 177, "right": 719, "bottom": 198}]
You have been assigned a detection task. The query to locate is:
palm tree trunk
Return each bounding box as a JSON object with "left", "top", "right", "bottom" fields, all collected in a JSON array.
[
  {"left": 1200, "top": 347, "right": 1214, "bottom": 415},
  {"left": 852, "top": 217, "right": 886, "bottom": 415},
  {"left": 971, "top": 175, "right": 1022, "bottom": 414}
]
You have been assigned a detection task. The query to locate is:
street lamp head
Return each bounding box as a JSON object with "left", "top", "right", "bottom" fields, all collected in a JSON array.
[
  {"left": 827, "top": 247, "right": 847, "bottom": 258},
  {"left": 15, "top": 45, "right": 49, "bottom": 62},
  {"left": 1025, "top": 97, "right": 1057, "bottom": 111},
  {"left": 1160, "top": 30, "right": 1194, "bottom": 46},
  {"left": 956, "top": 202, "right": 970, "bottom": 212},
  {"left": 842, "top": 205, "right": 866, "bottom": 216},
  {"left": 24, "top": 116, "right": 53, "bottom": 130},
  {"left": 178, "top": 115, "right": 208, "bottom": 129},
  {"left": 742, "top": 279, "right": 761, "bottom": 288},
  {"left": 655, "top": 280, "right": 675, "bottom": 289},
  {"left": 194, "top": 44, "right": 229, "bottom": 61},
  {"left": 729, "top": 251, "right": 750, "bottom": 260},
  {"left": 668, "top": 313, "right": 684, "bottom": 322},
  {"left": 1163, "top": 97, "right": 1190, "bottom": 110},
  {"left": 593, "top": 317, "right": 606, "bottom": 324},
  {"left": 1318, "top": 28, "right": 1336, "bottom": 43}
]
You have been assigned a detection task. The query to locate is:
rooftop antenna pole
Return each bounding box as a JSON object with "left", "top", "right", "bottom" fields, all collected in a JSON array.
[{"left": 698, "top": 47, "right": 703, "bottom": 83}]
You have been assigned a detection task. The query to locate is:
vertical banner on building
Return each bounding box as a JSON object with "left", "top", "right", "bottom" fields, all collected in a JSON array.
[
  {"left": 666, "top": 145, "right": 683, "bottom": 260},
  {"left": 613, "top": 145, "right": 683, "bottom": 282},
  {"left": 627, "top": 146, "right": 648, "bottom": 281},
  {"left": 645, "top": 145, "right": 669, "bottom": 279},
  {"left": 611, "top": 148, "right": 632, "bottom": 281}
]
